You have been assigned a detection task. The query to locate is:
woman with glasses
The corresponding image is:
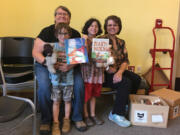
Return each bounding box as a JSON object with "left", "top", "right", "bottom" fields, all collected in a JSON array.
[{"left": 100, "top": 15, "right": 141, "bottom": 127}]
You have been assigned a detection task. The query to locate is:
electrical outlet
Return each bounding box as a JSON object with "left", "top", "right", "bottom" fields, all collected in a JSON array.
[{"left": 136, "top": 65, "right": 142, "bottom": 74}]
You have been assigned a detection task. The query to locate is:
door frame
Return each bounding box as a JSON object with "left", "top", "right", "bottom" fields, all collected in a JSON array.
[{"left": 173, "top": 0, "right": 180, "bottom": 89}]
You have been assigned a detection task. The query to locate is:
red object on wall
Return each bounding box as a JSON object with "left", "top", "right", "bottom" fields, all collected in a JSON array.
[{"left": 128, "top": 66, "right": 135, "bottom": 72}]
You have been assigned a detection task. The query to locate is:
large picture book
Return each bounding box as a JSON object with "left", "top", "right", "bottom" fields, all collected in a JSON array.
[
  {"left": 91, "top": 38, "right": 110, "bottom": 60},
  {"left": 65, "top": 38, "right": 89, "bottom": 64}
]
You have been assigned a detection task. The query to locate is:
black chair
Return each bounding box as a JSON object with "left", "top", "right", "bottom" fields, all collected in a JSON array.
[{"left": 0, "top": 37, "right": 36, "bottom": 135}]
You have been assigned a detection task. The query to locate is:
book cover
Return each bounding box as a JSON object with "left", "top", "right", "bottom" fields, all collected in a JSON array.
[
  {"left": 65, "top": 38, "right": 89, "bottom": 64},
  {"left": 91, "top": 38, "right": 110, "bottom": 60}
]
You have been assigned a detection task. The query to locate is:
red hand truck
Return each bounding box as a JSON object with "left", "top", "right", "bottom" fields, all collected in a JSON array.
[{"left": 149, "top": 19, "right": 175, "bottom": 91}]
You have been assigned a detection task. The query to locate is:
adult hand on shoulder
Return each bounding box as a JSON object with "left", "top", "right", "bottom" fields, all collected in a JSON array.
[{"left": 113, "top": 71, "right": 122, "bottom": 83}]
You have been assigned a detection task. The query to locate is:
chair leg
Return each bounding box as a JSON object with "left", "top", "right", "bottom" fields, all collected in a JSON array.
[
  {"left": 33, "top": 77, "right": 37, "bottom": 135},
  {"left": 7, "top": 95, "right": 36, "bottom": 135},
  {"left": 33, "top": 112, "right": 36, "bottom": 135}
]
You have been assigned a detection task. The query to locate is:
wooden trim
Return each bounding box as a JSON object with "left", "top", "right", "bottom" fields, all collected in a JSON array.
[{"left": 173, "top": 1, "right": 180, "bottom": 89}]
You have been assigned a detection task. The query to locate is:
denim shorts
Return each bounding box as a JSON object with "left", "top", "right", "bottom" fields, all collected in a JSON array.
[{"left": 51, "top": 85, "right": 73, "bottom": 102}]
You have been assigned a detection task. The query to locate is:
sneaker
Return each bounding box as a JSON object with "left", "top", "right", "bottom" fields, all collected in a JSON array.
[
  {"left": 90, "top": 116, "right": 104, "bottom": 125},
  {"left": 52, "top": 122, "right": 61, "bottom": 135},
  {"left": 62, "top": 118, "right": 71, "bottom": 133},
  {"left": 40, "top": 124, "right": 51, "bottom": 134},
  {"left": 74, "top": 121, "right": 87, "bottom": 132},
  {"left": 84, "top": 117, "right": 94, "bottom": 127},
  {"left": 108, "top": 111, "right": 131, "bottom": 127}
]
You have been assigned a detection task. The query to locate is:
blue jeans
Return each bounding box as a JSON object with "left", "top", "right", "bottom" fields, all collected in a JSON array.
[
  {"left": 72, "top": 65, "right": 85, "bottom": 122},
  {"left": 35, "top": 62, "right": 52, "bottom": 124},
  {"left": 35, "top": 63, "right": 84, "bottom": 124}
]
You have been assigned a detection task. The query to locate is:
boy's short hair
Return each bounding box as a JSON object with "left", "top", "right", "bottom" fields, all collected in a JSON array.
[{"left": 55, "top": 23, "right": 72, "bottom": 37}]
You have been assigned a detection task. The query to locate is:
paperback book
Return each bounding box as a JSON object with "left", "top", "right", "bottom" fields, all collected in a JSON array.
[
  {"left": 65, "top": 38, "right": 89, "bottom": 64},
  {"left": 91, "top": 38, "right": 110, "bottom": 60}
]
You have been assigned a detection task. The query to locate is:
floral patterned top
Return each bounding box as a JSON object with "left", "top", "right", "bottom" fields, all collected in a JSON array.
[
  {"left": 99, "top": 34, "right": 129, "bottom": 70},
  {"left": 81, "top": 37, "right": 104, "bottom": 84}
]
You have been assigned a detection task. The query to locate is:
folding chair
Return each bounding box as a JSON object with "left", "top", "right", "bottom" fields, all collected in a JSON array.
[{"left": 0, "top": 37, "right": 36, "bottom": 135}]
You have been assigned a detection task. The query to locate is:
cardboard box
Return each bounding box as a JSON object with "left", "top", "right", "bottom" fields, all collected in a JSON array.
[
  {"left": 143, "top": 64, "right": 169, "bottom": 90},
  {"left": 150, "top": 88, "right": 180, "bottom": 119},
  {"left": 129, "top": 94, "right": 169, "bottom": 128}
]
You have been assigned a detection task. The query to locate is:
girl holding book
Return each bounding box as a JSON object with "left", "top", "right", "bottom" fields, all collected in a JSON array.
[{"left": 81, "top": 18, "right": 104, "bottom": 126}]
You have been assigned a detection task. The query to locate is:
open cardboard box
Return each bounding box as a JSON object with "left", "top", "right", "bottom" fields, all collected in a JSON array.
[
  {"left": 150, "top": 88, "right": 180, "bottom": 119},
  {"left": 129, "top": 94, "right": 169, "bottom": 128}
]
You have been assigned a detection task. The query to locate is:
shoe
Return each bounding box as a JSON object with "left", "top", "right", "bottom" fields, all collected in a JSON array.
[
  {"left": 74, "top": 121, "right": 87, "bottom": 132},
  {"left": 108, "top": 111, "right": 131, "bottom": 127},
  {"left": 84, "top": 117, "right": 94, "bottom": 127},
  {"left": 52, "top": 122, "right": 61, "bottom": 135},
  {"left": 90, "top": 116, "right": 104, "bottom": 125},
  {"left": 40, "top": 124, "right": 51, "bottom": 134},
  {"left": 62, "top": 118, "right": 71, "bottom": 133}
]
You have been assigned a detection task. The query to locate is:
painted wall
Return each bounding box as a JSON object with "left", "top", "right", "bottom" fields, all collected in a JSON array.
[{"left": 0, "top": 0, "right": 179, "bottom": 74}]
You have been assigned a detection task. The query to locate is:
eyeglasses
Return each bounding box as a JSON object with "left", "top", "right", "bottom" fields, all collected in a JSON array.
[
  {"left": 58, "top": 32, "right": 69, "bottom": 36},
  {"left": 56, "top": 12, "right": 68, "bottom": 16},
  {"left": 107, "top": 24, "right": 118, "bottom": 27}
]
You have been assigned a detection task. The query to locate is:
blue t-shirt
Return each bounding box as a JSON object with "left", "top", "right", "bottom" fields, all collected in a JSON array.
[{"left": 50, "top": 42, "right": 74, "bottom": 86}]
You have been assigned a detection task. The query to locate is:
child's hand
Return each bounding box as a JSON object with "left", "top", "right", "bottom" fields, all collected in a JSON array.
[{"left": 54, "top": 62, "right": 61, "bottom": 70}]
